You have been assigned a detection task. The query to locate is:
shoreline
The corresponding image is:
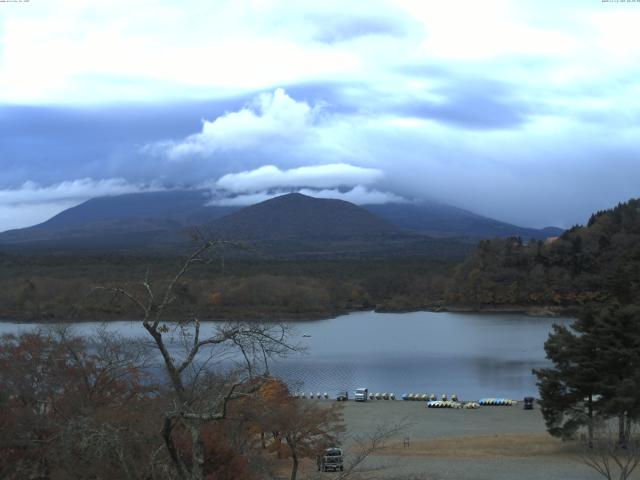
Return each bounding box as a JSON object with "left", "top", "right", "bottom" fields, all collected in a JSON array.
[
  {"left": 0, "top": 303, "right": 575, "bottom": 324},
  {"left": 427, "top": 304, "right": 575, "bottom": 317}
]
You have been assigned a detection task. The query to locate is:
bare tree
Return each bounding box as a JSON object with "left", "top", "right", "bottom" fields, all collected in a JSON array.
[
  {"left": 337, "top": 421, "right": 409, "bottom": 480},
  {"left": 278, "top": 400, "right": 344, "bottom": 480},
  {"left": 579, "top": 426, "right": 640, "bottom": 480},
  {"left": 300, "top": 421, "right": 410, "bottom": 480},
  {"left": 98, "top": 241, "right": 298, "bottom": 480}
]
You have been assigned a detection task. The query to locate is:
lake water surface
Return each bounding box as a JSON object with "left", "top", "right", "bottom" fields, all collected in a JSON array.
[{"left": 0, "top": 310, "right": 571, "bottom": 401}]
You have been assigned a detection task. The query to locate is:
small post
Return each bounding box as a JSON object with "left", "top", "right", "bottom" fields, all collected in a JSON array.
[{"left": 403, "top": 436, "right": 410, "bottom": 448}]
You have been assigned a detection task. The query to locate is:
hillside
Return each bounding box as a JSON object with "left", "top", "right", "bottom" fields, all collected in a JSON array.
[
  {"left": 444, "top": 198, "right": 640, "bottom": 311},
  {"left": 0, "top": 190, "right": 235, "bottom": 247},
  {"left": 208, "top": 193, "right": 399, "bottom": 240},
  {"left": 363, "top": 202, "right": 563, "bottom": 240}
]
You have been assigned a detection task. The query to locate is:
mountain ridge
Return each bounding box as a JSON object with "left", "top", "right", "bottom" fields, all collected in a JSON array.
[
  {"left": 0, "top": 190, "right": 563, "bottom": 252},
  {"left": 363, "top": 202, "right": 562, "bottom": 239},
  {"left": 208, "top": 193, "right": 399, "bottom": 240}
]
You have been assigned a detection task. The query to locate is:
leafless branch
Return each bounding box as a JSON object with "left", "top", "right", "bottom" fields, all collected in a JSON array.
[
  {"left": 579, "top": 428, "right": 640, "bottom": 480},
  {"left": 336, "top": 420, "right": 411, "bottom": 480},
  {"left": 97, "top": 240, "right": 298, "bottom": 480}
]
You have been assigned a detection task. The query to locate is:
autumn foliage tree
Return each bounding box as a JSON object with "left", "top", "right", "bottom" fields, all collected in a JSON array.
[
  {"left": 240, "top": 378, "right": 345, "bottom": 480},
  {"left": 0, "top": 328, "right": 158, "bottom": 480}
]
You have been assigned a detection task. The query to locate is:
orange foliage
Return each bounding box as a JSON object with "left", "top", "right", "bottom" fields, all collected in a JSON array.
[
  {"left": 209, "top": 291, "right": 224, "bottom": 306},
  {"left": 201, "top": 424, "right": 253, "bottom": 480},
  {"left": 259, "top": 378, "right": 291, "bottom": 404}
]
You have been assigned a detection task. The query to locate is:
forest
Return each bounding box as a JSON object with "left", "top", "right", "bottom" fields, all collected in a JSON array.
[
  {"left": 1, "top": 199, "right": 638, "bottom": 321},
  {"left": 445, "top": 198, "right": 640, "bottom": 311},
  {"left": 0, "top": 254, "right": 454, "bottom": 322}
]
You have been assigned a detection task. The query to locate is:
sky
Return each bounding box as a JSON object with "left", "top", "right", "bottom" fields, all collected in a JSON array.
[{"left": 1, "top": 0, "right": 640, "bottom": 232}]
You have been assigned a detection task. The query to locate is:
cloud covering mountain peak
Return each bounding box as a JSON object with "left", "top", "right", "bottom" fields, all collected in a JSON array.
[{"left": 214, "top": 164, "right": 383, "bottom": 193}]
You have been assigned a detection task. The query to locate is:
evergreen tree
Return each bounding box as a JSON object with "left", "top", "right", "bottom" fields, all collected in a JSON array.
[
  {"left": 535, "top": 305, "right": 640, "bottom": 445},
  {"left": 587, "top": 305, "right": 640, "bottom": 445},
  {"left": 534, "top": 318, "right": 602, "bottom": 444}
]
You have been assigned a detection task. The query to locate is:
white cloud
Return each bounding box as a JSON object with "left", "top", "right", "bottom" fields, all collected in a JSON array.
[
  {"left": 153, "top": 89, "right": 322, "bottom": 160},
  {"left": 215, "top": 164, "right": 384, "bottom": 193},
  {"left": 299, "top": 186, "right": 407, "bottom": 204},
  {"left": 0, "top": 178, "right": 154, "bottom": 205},
  {"left": 142, "top": 82, "right": 640, "bottom": 228},
  {"left": 394, "top": 0, "right": 581, "bottom": 61},
  {"left": 143, "top": 88, "right": 367, "bottom": 173},
  {"left": 208, "top": 191, "right": 280, "bottom": 207},
  {"left": 0, "top": 178, "right": 160, "bottom": 232},
  {"left": 0, "top": 201, "right": 80, "bottom": 234},
  {"left": 0, "top": 0, "right": 384, "bottom": 104},
  {"left": 2, "top": 0, "right": 639, "bottom": 109},
  {"left": 205, "top": 160, "right": 399, "bottom": 208}
]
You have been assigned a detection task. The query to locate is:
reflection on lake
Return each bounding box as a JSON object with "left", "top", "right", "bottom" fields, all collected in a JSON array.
[{"left": 0, "top": 310, "right": 571, "bottom": 401}]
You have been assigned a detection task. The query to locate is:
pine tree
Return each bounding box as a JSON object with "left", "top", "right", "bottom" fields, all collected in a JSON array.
[
  {"left": 534, "top": 318, "right": 603, "bottom": 445},
  {"left": 535, "top": 305, "right": 640, "bottom": 446},
  {"left": 587, "top": 305, "right": 640, "bottom": 445}
]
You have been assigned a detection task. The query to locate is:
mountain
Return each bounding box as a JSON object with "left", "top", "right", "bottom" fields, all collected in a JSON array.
[
  {"left": 363, "top": 202, "right": 563, "bottom": 240},
  {"left": 0, "top": 190, "right": 562, "bottom": 253},
  {"left": 0, "top": 190, "right": 235, "bottom": 247},
  {"left": 208, "top": 193, "right": 398, "bottom": 240},
  {"left": 41, "top": 189, "right": 236, "bottom": 227}
]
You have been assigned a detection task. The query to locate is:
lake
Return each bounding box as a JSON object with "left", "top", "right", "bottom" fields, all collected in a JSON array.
[{"left": 0, "top": 310, "right": 571, "bottom": 401}]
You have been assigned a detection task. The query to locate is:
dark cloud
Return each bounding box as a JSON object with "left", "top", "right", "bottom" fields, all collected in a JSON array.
[
  {"left": 398, "top": 66, "right": 534, "bottom": 129},
  {"left": 0, "top": 95, "right": 256, "bottom": 186},
  {"left": 284, "top": 74, "right": 532, "bottom": 130},
  {"left": 311, "top": 15, "right": 408, "bottom": 43},
  {"left": 280, "top": 81, "right": 366, "bottom": 115},
  {"left": 2, "top": 84, "right": 639, "bottom": 232},
  {"left": 401, "top": 85, "right": 530, "bottom": 130}
]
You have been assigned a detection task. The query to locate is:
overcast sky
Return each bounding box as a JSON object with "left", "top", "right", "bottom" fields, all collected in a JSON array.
[{"left": 1, "top": 0, "right": 639, "bottom": 232}]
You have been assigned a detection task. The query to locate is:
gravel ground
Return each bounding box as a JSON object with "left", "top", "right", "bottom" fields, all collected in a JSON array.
[{"left": 299, "top": 399, "right": 639, "bottom": 480}]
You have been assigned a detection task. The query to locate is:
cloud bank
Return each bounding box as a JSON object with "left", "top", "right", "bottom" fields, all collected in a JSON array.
[
  {"left": 214, "top": 164, "right": 384, "bottom": 193},
  {"left": 147, "top": 89, "right": 323, "bottom": 160},
  {"left": 2, "top": 1, "right": 640, "bottom": 232},
  {"left": 207, "top": 163, "right": 404, "bottom": 207},
  {"left": 0, "top": 178, "right": 160, "bottom": 231}
]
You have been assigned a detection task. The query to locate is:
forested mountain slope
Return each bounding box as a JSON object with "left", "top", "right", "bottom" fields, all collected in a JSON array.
[
  {"left": 208, "top": 193, "right": 399, "bottom": 240},
  {"left": 364, "top": 202, "right": 562, "bottom": 240},
  {"left": 445, "top": 199, "right": 640, "bottom": 310}
]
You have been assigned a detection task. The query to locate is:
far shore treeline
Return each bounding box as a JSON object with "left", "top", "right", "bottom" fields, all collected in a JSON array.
[{"left": 0, "top": 198, "right": 638, "bottom": 322}]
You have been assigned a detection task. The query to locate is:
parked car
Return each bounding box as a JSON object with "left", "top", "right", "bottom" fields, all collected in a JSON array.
[
  {"left": 336, "top": 391, "right": 349, "bottom": 401},
  {"left": 354, "top": 387, "right": 368, "bottom": 402},
  {"left": 317, "top": 447, "right": 343, "bottom": 472},
  {"left": 523, "top": 396, "right": 535, "bottom": 410}
]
